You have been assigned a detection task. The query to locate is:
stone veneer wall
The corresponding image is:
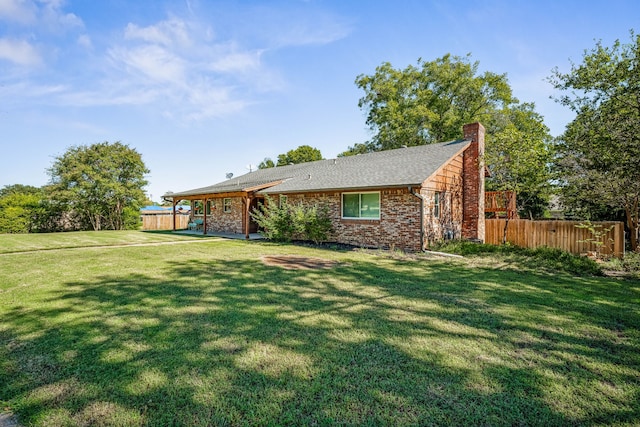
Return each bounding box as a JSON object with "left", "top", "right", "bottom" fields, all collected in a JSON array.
[{"left": 202, "top": 196, "right": 244, "bottom": 234}]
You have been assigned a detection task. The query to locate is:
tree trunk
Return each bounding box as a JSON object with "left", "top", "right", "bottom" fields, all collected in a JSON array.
[
  {"left": 626, "top": 206, "right": 639, "bottom": 251},
  {"left": 501, "top": 192, "right": 509, "bottom": 245}
]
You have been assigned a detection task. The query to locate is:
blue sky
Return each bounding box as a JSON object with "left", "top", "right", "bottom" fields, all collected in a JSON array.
[{"left": 1, "top": 0, "right": 638, "bottom": 202}]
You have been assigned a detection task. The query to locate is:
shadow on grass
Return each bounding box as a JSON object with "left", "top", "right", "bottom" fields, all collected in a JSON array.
[{"left": 2, "top": 251, "right": 639, "bottom": 426}]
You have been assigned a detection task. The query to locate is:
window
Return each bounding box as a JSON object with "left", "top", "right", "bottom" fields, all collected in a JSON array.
[
  {"left": 194, "top": 200, "right": 215, "bottom": 215},
  {"left": 279, "top": 195, "right": 288, "bottom": 207},
  {"left": 434, "top": 192, "right": 441, "bottom": 218},
  {"left": 342, "top": 192, "right": 380, "bottom": 219},
  {"left": 223, "top": 198, "right": 232, "bottom": 213},
  {"left": 193, "top": 200, "right": 204, "bottom": 216}
]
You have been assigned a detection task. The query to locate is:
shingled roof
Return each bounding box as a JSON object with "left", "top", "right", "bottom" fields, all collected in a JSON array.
[{"left": 166, "top": 138, "right": 471, "bottom": 198}]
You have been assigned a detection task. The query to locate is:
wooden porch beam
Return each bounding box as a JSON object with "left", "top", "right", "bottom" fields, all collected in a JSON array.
[{"left": 171, "top": 191, "right": 248, "bottom": 200}]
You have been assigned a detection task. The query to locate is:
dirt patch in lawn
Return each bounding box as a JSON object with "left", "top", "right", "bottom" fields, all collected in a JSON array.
[{"left": 261, "top": 255, "right": 340, "bottom": 270}]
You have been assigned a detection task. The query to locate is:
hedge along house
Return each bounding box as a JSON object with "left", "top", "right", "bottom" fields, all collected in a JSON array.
[{"left": 164, "top": 122, "right": 486, "bottom": 251}]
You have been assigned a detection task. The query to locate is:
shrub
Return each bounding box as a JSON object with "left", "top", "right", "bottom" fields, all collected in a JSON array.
[
  {"left": 290, "top": 203, "right": 333, "bottom": 244},
  {"left": 123, "top": 206, "right": 142, "bottom": 230},
  {"left": 251, "top": 197, "right": 296, "bottom": 242},
  {"left": 575, "top": 220, "right": 615, "bottom": 259},
  {"left": 251, "top": 197, "right": 333, "bottom": 244}
]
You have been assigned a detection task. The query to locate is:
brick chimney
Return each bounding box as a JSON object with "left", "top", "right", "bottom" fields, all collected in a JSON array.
[{"left": 462, "top": 122, "right": 485, "bottom": 242}]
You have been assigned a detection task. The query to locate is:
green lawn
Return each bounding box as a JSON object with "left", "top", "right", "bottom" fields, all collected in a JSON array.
[
  {"left": 1, "top": 232, "right": 639, "bottom": 426},
  {"left": 0, "top": 230, "right": 204, "bottom": 254}
]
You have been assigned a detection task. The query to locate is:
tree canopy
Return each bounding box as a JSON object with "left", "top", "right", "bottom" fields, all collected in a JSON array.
[
  {"left": 549, "top": 31, "right": 640, "bottom": 250},
  {"left": 258, "top": 158, "right": 275, "bottom": 169},
  {"left": 259, "top": 145, "right": 323, "bottom": 169},
  {"left": 485, "top": 104, "right": 554, "bottom": 219},
  {"left": 349, "top": 54, "right": 514, "bottom": 153},
  {"left": 346, "top": 54, "right": 553, "bottom": 218},
  {"left": 48, "top": 141, "right": 149, "bottom": 231}
]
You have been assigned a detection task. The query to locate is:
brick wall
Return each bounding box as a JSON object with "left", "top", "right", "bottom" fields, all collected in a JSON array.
[
  {"left": 285, "top": 188, "right": 423, "bottom": 251},
  {"left": 461, "top": 122, "right": 486, "bottom": 242}
]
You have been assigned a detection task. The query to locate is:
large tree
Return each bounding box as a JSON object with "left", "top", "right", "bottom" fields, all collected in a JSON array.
[
  {"left": 549, "top": 31, "right": 640, "bottom": 250},
  {"left": 350, "top": 54, "right": 514, "bottom": 152},
  {"left": 485, "top": 104, "right": 554, "bottom": 220},
  {"left": 258, "top": 158, "right": 275, "bottom": 169},
  {"left": 258, "top": 145, "right": 323, "bottom": 169},
  {"left": 346, "top": 54, "right": 553, "bottom": 218},
  {"left": 48, "top": 142, "right": 149, "bottom": 231}
]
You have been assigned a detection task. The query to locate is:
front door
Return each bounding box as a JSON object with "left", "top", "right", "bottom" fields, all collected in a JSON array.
[{"left": 249, "top": 197, "right": 264, "bottom": 233}]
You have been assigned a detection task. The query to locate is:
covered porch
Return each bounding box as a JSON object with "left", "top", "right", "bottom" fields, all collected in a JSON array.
[{"left": 164, "top": 181, "right": 281, "bottom": 240}]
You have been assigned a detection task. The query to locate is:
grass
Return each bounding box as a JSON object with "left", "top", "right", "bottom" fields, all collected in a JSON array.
[
  {"left": 0, "top": 230, "right": 207, "bottom": 254},
  {"left": 432, "top": 240, "right": 604, "bottom": 276},
  {"left": 1, "top": 232, "right": 639, "bottom": 426}
]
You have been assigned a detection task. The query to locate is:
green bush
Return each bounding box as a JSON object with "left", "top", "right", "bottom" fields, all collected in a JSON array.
[
  {"left": 123, "top": 206, "right": 142, "bottom": 230},
  {"left": 251, "top": 197, "right": 333, "bottom": 244},
  {"left": 290, "top": 203, "right": 333, "bottom": 244},
  {"left": 251, "top": 197, "right": 296, "bottom": 242}
]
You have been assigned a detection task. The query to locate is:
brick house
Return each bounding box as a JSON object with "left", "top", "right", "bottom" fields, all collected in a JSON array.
[{"left": 164, "top": 122, "right": 486, "bottom": 251}]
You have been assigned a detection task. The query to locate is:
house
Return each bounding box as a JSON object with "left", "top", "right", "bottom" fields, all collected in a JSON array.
[{"left": 163, "top": 122, "right": 486, "bottom": 251}]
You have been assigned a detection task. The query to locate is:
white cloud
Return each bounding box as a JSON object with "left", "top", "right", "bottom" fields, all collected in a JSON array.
[
  {"left": 0, "top": 0, "right": 82, "bottom": 30},
  {"left": 77, "top": 34, "right": 91, "bottom": 48},
  {"left": 271, "top": 19, "right": 350, "bottom": 47},
  {"left": 41, "top": 1, "right": 82, "bottom": 31},
  {"left": 0, "top": 0, "right": 37, "bottom": 23},
  {"left": 2, "top": 3, "right": 350, "bottom": 121},
  {"left": 238, "top": 5, "right": 352, "bottom": 48},
  {"left": 208, "top": 46, "right": 263, "bottom": 73},
  {"left": 183, "top": 81, "right": 250, "bottom": 120},
  {"left": 59, "top": 87, "right": 161, "bottom": 107},
  {"left": 124, "top": 19, "right": 190, "bottom": 48},
  {"left": 99, "top": 15, "right": 267, "bottom": 119},
  {"left": 109, "top": 44, "right": 186, "bottom": 83},
  {"left": 0, "top": 38, "right": 41, "bottom": 66}
]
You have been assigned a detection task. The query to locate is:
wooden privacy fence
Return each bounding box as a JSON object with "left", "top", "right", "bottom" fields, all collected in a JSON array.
[
  {"left": 142, "top": 213, "right": 190, "bottom": 231},
  {"left": 485, "top": 219, "right": 625, "bottom": 258}
]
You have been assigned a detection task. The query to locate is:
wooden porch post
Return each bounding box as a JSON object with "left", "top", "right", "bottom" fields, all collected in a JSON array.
[
  {"left": 203, "top": 197, "right": 208, "bottom": 235},
  {"left": 244, "top": 196, "right": 251, "bottom": 240},
  {"left": 172, "top": 198, "right": 177, "bottom": 231}
]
